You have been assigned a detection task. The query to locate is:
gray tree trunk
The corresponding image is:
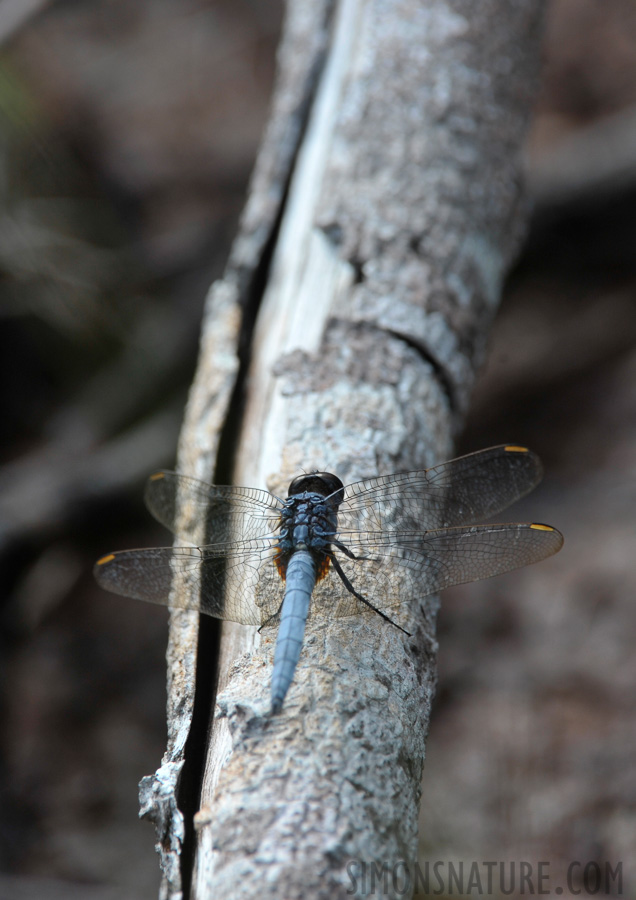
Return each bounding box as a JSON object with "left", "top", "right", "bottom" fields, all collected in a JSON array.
[{"left": 138, "top": 1, "right": 546, "bottom": 898}]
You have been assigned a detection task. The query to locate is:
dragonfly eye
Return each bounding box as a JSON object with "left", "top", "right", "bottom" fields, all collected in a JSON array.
[{"left": 287, "top": 471, "right": 344, "bottom": 501}]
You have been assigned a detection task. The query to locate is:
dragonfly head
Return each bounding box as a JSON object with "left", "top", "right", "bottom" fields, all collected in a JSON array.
[{"left": 287, "top": 472, "right": 345, "bottom": 505}]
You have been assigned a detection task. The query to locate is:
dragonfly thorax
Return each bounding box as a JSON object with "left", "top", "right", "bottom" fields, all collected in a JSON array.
[{"left": 278, "top": 491, "right": 340, "bottom": 556}]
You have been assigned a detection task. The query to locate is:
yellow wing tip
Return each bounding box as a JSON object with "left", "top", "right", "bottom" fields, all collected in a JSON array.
[
  {"left": 530, "top": 523, "right": 555, "bottom": 532},
  {"left": 504, "top": 445, "right": 529, "bottom": 453},
  {"left": 96, "top": 553, "right": 116, "bottom": 565},
  {"left": 149, "top": 471, "right": 165, "bottom": 481}
]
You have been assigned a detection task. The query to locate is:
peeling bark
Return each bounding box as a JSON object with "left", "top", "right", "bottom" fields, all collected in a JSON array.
[{"left": 140, "top": 1, "right": 546, "bottom": 898}]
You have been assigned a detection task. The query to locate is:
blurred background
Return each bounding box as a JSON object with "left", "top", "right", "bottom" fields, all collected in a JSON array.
[{"left": 0, "top": 1, "right": 634, "bottom": 898}]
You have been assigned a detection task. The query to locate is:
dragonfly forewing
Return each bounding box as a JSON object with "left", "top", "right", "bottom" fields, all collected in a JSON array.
[
  {"left": 144, "top": 470, "right": 283, "bottom": 544},
  {"left": 336, "top": 445, "right": 543, "bottom": 535}
]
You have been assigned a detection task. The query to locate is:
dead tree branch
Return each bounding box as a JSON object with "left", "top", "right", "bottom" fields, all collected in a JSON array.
[{"left": 140, "top": 1, "right": 546, "bottom": 897}]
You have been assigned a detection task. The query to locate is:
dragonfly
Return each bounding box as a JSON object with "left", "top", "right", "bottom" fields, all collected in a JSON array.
[{"left": 94, "top": 445, "right": 563, "bottom": 713}]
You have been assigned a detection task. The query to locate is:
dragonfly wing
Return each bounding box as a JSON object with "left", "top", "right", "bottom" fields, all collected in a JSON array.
[
  {"left": 144, "top": 471, "right": 282, "bottom": 543},
  {"left": 310, "top": 523, "right": 563, "bottom": 619},
  {"left": 94, "top": 541, "right": 285, "bottom": 626},
  {"left": 336, "top": 445, "right": 544, "bottom": 534}
]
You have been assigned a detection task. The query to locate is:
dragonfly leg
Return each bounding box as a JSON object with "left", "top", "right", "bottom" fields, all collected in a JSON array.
[
  {"left": 331, "top": 538, "right": 371, "bottom": 563},
  {"left": 329, "top": 554, "right": 411, "bottom": 636},
  {"left": 258, "top": 600, "right": 284, "bottom": 632},
  {"left": 331, "top": 538, "right": 357, "bottom": 558}
]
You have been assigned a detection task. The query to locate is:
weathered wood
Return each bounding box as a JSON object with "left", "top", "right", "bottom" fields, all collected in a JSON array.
[{"left": 141, "top": 1, "right": 545, "bottom": 898}]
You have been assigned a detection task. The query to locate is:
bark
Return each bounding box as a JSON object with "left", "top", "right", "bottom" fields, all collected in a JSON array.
[{"left": 140, "top": 1, "right": 545, "bottom": 898}]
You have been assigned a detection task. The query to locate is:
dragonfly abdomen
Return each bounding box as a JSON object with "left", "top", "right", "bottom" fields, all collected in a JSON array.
[{"left": 271, "top": 550, "right": 317, "bottom": 713}]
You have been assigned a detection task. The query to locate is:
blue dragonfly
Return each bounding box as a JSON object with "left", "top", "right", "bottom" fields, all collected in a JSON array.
[{"left": 94, "top": 445, "right": 563, "bottom": 712}]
